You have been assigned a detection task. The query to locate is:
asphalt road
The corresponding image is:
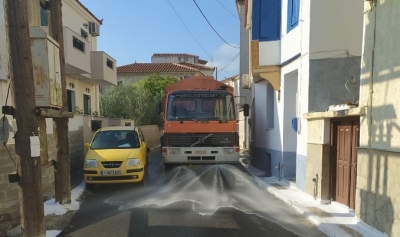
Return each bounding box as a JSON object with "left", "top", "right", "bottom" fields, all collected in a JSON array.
[{"left": 58, "top": 149, "right": 326, "bottom": 237}]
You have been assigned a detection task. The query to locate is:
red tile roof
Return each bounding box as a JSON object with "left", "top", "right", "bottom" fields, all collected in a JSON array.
[
  {"left": 75, "top": 0, "right": 103, "bottom": 25},
  {"left": 178, "top": 62, "right": 215, "bottom": 71},
  {"left": 117, "top": 63, "right": 202, "bottom": 74},
  {"left": 152, "top": 53, "right": 199, "bottom": 58}
]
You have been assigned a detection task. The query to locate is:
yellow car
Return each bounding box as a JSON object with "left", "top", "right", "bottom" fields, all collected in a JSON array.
[{"left": 83, "top": 126, "right": 149, "bottom": 188}]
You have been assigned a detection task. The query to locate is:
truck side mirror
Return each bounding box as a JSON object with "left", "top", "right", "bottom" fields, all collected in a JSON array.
[
  {"left": 157, "top": 102, "right": 162, "bottom": 114},
  {"left": 243, "top": 104, "right": 249, "bottom": 117}
]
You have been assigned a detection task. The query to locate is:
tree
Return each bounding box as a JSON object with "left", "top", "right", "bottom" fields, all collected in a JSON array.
[
  {"left": 136, "top": 74, "right": 178, "bottom": 97},
  {"left": 100, "top": 74, "right": 177, "bottom": 126}
]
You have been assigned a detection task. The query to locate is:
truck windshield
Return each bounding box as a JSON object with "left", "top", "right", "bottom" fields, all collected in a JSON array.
[{"left": 166, "top": 92, "right": 235, "bottom": 121}]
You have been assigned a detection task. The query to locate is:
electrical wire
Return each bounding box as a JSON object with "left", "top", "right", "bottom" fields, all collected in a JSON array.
[
  {"left": 218, "top": 52, "right": 240, "bottom": 71},
  {"left": 2, "top": 82, "right": 16, "bottom": 166},
  {"left": 166, "top": 0, "right": 213, "bottom": 60},
  {"left": 192, "top": 0, "right": 240, "bottom": 49},
  {"left": 216, "top": 0, "right": 243, "bottom": 23}
]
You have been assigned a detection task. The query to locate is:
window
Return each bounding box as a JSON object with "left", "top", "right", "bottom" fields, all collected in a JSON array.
[
  {"left": 266, "top": 83, "right": 274, "bottom": 129},
  {"left": 287, "top": 0, "right": 300, "bottom": 33},
  {"left": 106, "top": 59, "right": 114, "bottom": 69},
  {"left": 67, "top": 90, "right": 76, "bottom": 113},
  {"left": 83, "top": 94, "right": 91, "bottom": 115},
  {"left": 252, "top": 0, "right": 281, "bottom": 41},
  {"left": 73, "top": 37, "right": 85, "bottom": 52},
  {"left": 81, "top": 29, "right": 88, "bottom": 40},
  {"left": 40, "top": 6, "right": 48, "bottom": 26}
]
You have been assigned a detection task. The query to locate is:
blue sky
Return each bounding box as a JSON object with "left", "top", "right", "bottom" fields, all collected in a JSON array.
[{"left": 79, "top": 0, "right": 241, "bottom": 80}]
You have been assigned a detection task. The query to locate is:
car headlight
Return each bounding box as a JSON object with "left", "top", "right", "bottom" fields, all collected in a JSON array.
[
  {"left": 84, "top": 159, "right": 97, "bottom": 168},
  {"left": 223, "top": 148, "right": 234, "bottom": 155},
  {"left": 169, "top": 148, "right": 181, "bottom": 155},
  {"left": 126, "top": 158, "right": 142, "bottom": 167}
]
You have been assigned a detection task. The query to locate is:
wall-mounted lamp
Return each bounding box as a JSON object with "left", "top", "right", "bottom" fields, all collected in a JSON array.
[
  {"left": 85, "top": 88, "right": 90, "bottom": 93},
  {"left": 69, "top": 82, "right": 75, "bottom": 89},
  {"left": 83, "top": 23, "right": 88, "bottom": 29}
]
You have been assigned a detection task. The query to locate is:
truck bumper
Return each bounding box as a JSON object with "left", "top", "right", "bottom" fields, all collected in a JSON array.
[{"left": 162, "top": 146, "right": 240, "bottom": 164}]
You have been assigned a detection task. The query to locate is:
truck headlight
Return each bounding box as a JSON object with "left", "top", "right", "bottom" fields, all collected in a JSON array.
[
  {"left": 84, "top": 159, "right": 97, "bottom": 168},
  {"left": 127, "top": 158, "right": 142, "bottom": 167},
  {"left": 169, "top": 148, "right": 181, "bottom": 155},
  {"left": 223, "top": 148, "right": 234, "bottom": 155}
]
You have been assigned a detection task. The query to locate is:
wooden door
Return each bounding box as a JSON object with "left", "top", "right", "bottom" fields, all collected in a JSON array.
[
  {"left": 335, "top": 124, "right": 352, "bottom": 206},
  {"left": 332, "top": 119, "right": 359, "bottom": 208}
]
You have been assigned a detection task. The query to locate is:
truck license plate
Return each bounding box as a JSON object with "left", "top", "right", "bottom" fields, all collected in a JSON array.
[
  {"left": 101, "top": 170, "right": 122, "bottom": 176},
  {"left": 195, "top": 150, "right": 207, "bottom": 155}
]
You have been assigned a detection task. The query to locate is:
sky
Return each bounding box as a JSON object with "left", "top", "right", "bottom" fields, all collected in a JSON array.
[{"left": 79, "top": 0, "right": 241, "bottom": 80}]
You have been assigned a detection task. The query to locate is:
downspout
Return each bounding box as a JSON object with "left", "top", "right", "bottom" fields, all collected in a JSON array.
[{"left": 367, "top": 0, "right": 377, "bottom": 147}]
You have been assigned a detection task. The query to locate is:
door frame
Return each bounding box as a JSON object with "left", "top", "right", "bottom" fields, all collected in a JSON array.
[{"left": 329, "top": 116, "right": 360, "bottom": 208}]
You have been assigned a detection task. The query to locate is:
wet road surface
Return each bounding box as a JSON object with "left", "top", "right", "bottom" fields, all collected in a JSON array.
[{"left": 59, "top": 149, "right": 325, "bottom": 237}]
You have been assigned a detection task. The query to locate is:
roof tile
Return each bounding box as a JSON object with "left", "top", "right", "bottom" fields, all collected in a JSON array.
[{"left": 117, "top": 63, "right": 201, "bottom": 73}]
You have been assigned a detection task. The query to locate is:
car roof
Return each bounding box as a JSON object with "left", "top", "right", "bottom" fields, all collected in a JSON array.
[{"left": 98, "top": 126, "right": 138, "bottom": 132}]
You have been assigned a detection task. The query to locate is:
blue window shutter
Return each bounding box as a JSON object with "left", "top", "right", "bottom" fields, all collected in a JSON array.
[
  {"left": 292, "top": 0, "right": 299, "bottom": 26},
  {"left": 287, "top": 0, "right": 300, "bottom": 33},
  {"left": 259, "top": 0, "right": 281, "bottom": 41},
  {"left": 252, "top": 0, "right": 261, "bottom": 40}
]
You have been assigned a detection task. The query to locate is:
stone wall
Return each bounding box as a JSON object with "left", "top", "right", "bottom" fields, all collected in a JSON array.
[
  {"left": 139, "top": 125, "right": 162, "bottom": 149},
  {"left": 356, "top": 148, "right": 400, "bottom": 237},
  {"left": 0, "top": 145, "right": 19, "bottom": 222}
]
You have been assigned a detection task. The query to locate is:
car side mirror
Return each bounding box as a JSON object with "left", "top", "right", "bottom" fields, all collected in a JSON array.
[
  {"left": 243, "top": 104, "right": 249, "bottom": 117},
  {"left": 84, "top": 143, "right": 90, "bottom": 149}
]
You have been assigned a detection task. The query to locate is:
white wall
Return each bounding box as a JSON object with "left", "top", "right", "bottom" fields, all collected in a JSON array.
[
  {"left": 66, "top": 76, "right": 99, "bottom": 114},
  {"left": 309, "top": 0, "right": 364, "bottom": 59},
  {"left": 151, "top": 55, "right": 198, "bottom": 64},
  {"left": 259, "top": 41, "right": 281, "bottom": 66},
  {"left": 62, "top": 0, "right": 98, "bottom": 52},
  {"left": 280, "top": 0, "right": 301, "bottom": 63}
]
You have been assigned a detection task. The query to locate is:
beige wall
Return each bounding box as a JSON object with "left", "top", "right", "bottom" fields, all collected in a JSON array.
[
  {"left": 66, "top": 76, "right": 100, "bottom": 114},
  {"left": 356, "top": 1, "right": 400, "bottom": 236}
]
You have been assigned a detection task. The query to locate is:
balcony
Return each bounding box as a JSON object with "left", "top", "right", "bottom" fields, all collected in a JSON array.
[
  {"left": 84, "top": 52, "right": 117, "bottom": 86},
  {"left": 63, "top": 26, "right": 91, "bottom": 77}
]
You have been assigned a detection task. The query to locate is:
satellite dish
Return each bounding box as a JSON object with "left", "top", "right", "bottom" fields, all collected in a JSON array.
[{"left": 0, "top": 116, "right": 10, "bottom": 145}]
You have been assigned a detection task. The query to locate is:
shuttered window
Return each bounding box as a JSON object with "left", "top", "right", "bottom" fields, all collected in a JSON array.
[
  {"left": 287, "top": 0, "right": 300, "bottom": 33},
  {"left": 252, "top": 0, "right": 281, "bottom": 41}
]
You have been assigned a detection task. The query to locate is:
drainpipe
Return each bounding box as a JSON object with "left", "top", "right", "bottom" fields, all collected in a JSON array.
[{"left": 367, "top": 0, "right": 377, "bottom": 147}]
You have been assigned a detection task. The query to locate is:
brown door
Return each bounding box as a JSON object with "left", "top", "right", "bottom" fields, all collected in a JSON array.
[
  {"left": 332, "top": 119, "right": 359, "bottom": 208},
  {"left": 335, "top": 124, "right": 352, "bottom": 206}
]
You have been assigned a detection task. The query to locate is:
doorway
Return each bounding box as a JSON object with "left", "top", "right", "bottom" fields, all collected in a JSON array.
[{"left": 330, "top": 118, "right": 359, "bottom": 209}]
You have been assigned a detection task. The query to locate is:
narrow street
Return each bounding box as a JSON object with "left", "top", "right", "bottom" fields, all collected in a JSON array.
[{"left": 58, "top": 149, "right": 325, "bottom": 237}]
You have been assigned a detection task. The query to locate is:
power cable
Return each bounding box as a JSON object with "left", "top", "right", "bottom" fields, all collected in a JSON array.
[
  {"left": 192, "top": 0, "right": 240, "bottom": 49},
  {"left": 2, "top": 82, "right": 16, "bottom": 166},
  {"left": 218, "top": 52, "right": 240, "bottom": 71},
  {"left": 166, "top": 0, "right": 213, "bottom": 60},
  {"left": 216, "top": 0, "right": 243, "bottom": 23}
]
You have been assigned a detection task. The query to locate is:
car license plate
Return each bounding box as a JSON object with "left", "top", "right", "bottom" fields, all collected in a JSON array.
[
  {"left": 195, "top": 150, "right": 206, "bottom": 155},
  {"left": 101, "top": 170, "right": 122, "bottom": 176}
]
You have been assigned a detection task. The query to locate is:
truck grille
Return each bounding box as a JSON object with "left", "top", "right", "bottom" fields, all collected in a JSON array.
[{"left": 167, "top": 133, "right": 235, "bottom": 147}]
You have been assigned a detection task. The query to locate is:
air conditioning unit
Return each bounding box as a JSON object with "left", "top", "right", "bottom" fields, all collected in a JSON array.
[
  {"left": 242, "top": 74, "right": 250, "bottom": 89},
  {"left": 89, "top": 22, "right": 100, "bottom": 36}
]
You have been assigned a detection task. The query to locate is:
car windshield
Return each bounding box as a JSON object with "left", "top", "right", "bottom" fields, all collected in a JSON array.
[
  {"left": 166, "top": 91, "right": 235, "bottom": 121},
  {"left": 90, "top": 130, "right": 140, "bottom": 149}
]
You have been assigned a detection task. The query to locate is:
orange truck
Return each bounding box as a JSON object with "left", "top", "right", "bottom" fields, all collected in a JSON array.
[{"left": 158, "top": 76, "right": 249, "bottom": 169}]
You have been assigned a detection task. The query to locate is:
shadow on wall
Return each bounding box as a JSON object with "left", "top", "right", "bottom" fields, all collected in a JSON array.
[{"left": 357, "top": 104, "right": 399, "bottom": 236}]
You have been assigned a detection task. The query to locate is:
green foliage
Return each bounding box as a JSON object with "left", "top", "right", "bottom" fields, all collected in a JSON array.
[
  {"left": 100, "top": 74, "right": 177, "bottom": 126},
  {"left": 136, "top": 74, "right": 178, "bottom": 97}
]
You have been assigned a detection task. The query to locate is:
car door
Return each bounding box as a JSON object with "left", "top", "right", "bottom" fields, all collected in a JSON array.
[{"left": 138, "top": 129, "right": 148, "bottom": 165}]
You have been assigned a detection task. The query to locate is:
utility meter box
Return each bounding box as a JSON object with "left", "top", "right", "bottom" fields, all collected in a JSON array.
[{"left": 30, "top": 26, "right": 62, "bottom": 108}]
